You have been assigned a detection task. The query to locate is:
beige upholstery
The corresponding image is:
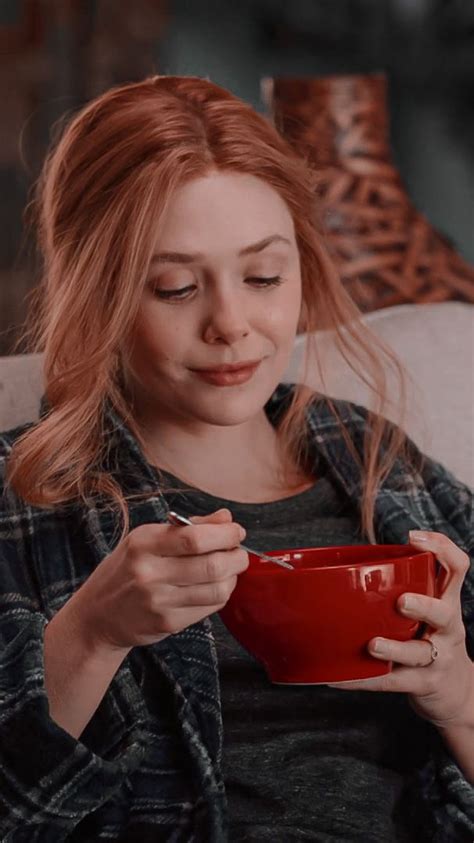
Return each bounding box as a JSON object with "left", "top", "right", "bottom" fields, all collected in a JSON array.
[
  {"left": 0, "top": 302, "right": 472, "bottom": 488},
  {"left": 0, "top": 352, "right": 44, "bottom": 434},
  {"left": 284, "top": 302, "right": 473, "bottom": 488}
]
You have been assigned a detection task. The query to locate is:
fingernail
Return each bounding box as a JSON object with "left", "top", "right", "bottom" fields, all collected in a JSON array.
[
  {"left": 372, "top": 638, "right": 388, "bottom": 654},
  {"left": 402, "top": 595, "right": 417, "bottom": 611},
  {"left": 409, "top": 530, "right": 428, "bottom": 542},
  {"left": 239, "top": 526, "right": 246, "bottom": 540}
]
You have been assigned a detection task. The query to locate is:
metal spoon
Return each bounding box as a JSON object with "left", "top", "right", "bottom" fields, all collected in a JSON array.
[{"left": 166, "top": 510, "right": 294, "bottom": 570}]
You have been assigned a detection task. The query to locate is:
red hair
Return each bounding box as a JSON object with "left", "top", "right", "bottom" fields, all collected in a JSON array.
[{"left": 6, "top": 75, "right": 421, "bottom": 542}]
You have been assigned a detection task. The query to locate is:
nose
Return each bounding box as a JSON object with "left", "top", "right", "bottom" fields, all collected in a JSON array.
[{"left": 202, "top": 287, "right": 250, "bottom": 344}]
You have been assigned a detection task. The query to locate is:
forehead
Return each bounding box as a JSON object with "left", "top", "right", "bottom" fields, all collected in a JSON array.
[{"left": 154, "top": 171, "right": 295, "bottom": 254}]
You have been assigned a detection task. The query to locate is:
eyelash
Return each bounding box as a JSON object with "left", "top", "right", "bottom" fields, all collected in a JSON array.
[{"left": 152, "top": 276, "right": 283, "bottom": 301}]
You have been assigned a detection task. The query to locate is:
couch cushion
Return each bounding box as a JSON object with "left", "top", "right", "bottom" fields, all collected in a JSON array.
[
  {"left": 0, "top": 352, "right": 44, "bottom": 432},
  {"left": 283, "top": 301, "right": 473, "bottom": 488}
]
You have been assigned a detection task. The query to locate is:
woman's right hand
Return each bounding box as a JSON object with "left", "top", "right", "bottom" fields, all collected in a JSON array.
[{"left": 72, "top": 508, "right": 248, "bottom": 652}]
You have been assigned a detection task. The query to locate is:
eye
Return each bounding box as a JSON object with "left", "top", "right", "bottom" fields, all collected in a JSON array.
[
  {"left": 246, "top": 275, "right": 283, "bottom": 287},
  {"left": 151, "top": 275, "right": 283, "bottom": 302},
  {"left": 152, "top": 284, "right": 196, "bottom": 301}
]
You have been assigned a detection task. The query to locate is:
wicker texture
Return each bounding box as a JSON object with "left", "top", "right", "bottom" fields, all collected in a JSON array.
[{"left": 262, "top": 73, "right": 474, "bottom": 311}]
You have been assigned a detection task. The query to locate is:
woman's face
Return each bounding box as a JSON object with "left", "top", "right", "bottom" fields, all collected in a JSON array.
[{"left": 126, "top": 170, "right": 302, "bottom": 429}]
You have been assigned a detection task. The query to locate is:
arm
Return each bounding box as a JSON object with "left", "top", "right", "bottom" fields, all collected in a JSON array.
[
  {"left": 436, "top": 662, "right": 474, "bottom": 785},
  {"left": 404, "top": 454, "right": 474, "bottom": 829},
  {"left": 339, "top": 416, "right": 474, "bottom": 833},
  {"left": 0, "top": 607, "right": 149, "bottom": 838},
  {"left": 44, "top": 592, "right": 131, "bottom": 739},
  {"left": 0, "top": 453, "right": 148, "bottom": 837}
]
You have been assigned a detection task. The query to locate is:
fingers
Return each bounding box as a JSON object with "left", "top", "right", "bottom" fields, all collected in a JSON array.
[
  {"left": 367, "top": 636, "right": 438, "bottom": 668},
  {"left": 328, "top": 665, "right": 436, "bottom": 696},
  {"left": 409, "top": 531, "right": 470, "bottom": 598},
  {"left": 131, "top": 517, "right": 245, "bottom": 558},
  {"left": 154, "top": 604, "right": 238, "bottom": 635},
  {"left": 168, "top": 547, "right": 249, "bottom": 586},
  {"left": 159, "top": 575, "right": 239, "bottom": 608},
  {"left": 189, "top": 508, "right": 233, "bottom": 525},
  {"left": 330, "top": 532, "right": 471, "bottom": 700},
  {"left": 396, "top": 592, "right": 453, "bottom": 631}
]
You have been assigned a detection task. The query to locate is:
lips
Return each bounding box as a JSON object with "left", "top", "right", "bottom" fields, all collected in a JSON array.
[
  {"left": 191, "top": 360, "right": 261, "bottom": 386},
  {"left": 193, "top": 360, "right": 261, "bottom": 374}
]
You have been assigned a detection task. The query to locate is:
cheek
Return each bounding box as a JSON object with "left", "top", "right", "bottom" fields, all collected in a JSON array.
[
  {"left": 131, "top": 310, "right": 182, "bottom": 371},
  {"left": 267, "top": 280, "right": 301, "bottom": 332}
]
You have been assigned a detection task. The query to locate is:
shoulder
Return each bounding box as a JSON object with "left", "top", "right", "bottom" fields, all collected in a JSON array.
[
  {"left": 279, "top": 381, "right": 470, "bottom": 489},
  {"left": 274, "top": 382, "right": 385, "bottom": 448},
  {"left": 271, "top": 382, "right": 372, "bottom": 430},
  {"left": 0, "top": 422, "right": 78, "bottom": 607}
]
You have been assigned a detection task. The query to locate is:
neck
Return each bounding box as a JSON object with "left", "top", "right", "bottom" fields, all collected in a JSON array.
[{"left": 136, "top": 408, "right": 297, "bottom": 496}]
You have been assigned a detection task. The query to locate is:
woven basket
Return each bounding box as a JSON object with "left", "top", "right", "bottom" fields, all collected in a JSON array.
[{"left": 262, "top": 73, "right": 474, "bottom": 312}]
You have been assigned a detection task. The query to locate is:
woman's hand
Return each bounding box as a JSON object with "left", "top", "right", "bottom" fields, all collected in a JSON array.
[
  {"left": 328, "top": 531, "right": 474, "bottom": 729},
  {"left": 71, "top": 508, "right": 249, "bottom": 652}
]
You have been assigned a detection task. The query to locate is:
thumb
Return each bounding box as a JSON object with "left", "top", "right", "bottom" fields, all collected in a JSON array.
[{"left": 189, "top": 508, "right": 233, "bottom": 525}]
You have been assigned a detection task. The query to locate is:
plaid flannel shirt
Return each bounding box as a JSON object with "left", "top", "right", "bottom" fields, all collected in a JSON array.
[{"left": 0, "top": 383, "right": 473, "bottom": 842}]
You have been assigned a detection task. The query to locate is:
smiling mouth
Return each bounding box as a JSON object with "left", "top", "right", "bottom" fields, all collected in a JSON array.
[
  {"left": 191, "top": 359, "right": 262, "bottom": 374},
  {"left": 191, "top": 360, "right": 262, "bottom": 386}
]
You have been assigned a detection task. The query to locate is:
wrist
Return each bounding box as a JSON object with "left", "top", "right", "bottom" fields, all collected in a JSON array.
[
  {"left": 433, "top": 661, "right": 474, "bottom": 731},
  {"left": 434, "top": 664, "right": 474, "bottom": 785},
  {"left": 57, "top": 590, "right": 132, "bottom": 663}
]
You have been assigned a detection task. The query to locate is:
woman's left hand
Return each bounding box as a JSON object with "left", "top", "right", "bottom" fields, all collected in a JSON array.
[{"left": 328, "top": 531, "right": 474, "bottom": 728}]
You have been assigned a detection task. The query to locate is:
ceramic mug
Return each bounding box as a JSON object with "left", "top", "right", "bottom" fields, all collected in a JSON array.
[{"left": 219, "top": 544, "right": 440, "bottom": 684}]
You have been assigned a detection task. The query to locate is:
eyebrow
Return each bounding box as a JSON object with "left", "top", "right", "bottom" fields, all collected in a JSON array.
[{"left": 149, "top": 234, "right": 292, "bottom": 265}]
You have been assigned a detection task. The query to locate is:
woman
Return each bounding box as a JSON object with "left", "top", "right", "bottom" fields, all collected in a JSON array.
[{"left": 0, "top": 75, "right": 472, "bottom": 842}]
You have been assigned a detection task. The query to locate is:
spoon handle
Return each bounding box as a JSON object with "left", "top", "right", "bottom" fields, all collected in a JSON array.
[
  {"left": 166, "top": 510, "right": 294, "bottom": 570},
  {"left": 238, "top": 542, "right": 294, "bottom": 569}
]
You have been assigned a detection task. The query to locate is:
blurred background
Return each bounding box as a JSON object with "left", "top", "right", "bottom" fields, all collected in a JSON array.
[{"left": 1, "top": 0, "right": 473, "bottom": 355}]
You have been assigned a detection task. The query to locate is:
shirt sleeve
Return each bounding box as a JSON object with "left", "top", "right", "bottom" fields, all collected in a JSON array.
[
  {"left": 410, "top": 450, "right": 474, "bottom": 838},
  {"left": 417, "top": 451, "right": 474, "bottom": 656},
  {"left": 0, "top": 455, "right": 150, "bottom": 839},
  {"left": 348, "top": 406, "right": 474, "bottom": 838}
]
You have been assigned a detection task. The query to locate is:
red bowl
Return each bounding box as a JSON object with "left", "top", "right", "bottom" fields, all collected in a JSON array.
[{"left": 219, "top": 544, "right": 437, "bottom": 684}]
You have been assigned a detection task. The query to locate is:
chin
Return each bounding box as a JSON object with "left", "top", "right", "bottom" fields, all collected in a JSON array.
[
  {"left": 192, "top": 404, "right": 259, "bottom": 427},
  {"left": 191, "top": 385, "right": 278, "bottom": 425}
]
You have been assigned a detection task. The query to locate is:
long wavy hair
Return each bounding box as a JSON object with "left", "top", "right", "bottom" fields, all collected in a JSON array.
[{"left": 5, "top": 75, "right": 423, "bottom": 544}]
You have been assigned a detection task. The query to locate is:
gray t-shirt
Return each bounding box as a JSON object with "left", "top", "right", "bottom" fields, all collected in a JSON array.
[{"left": 162, "top": 467, "right": 435, "bottom": 842}]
